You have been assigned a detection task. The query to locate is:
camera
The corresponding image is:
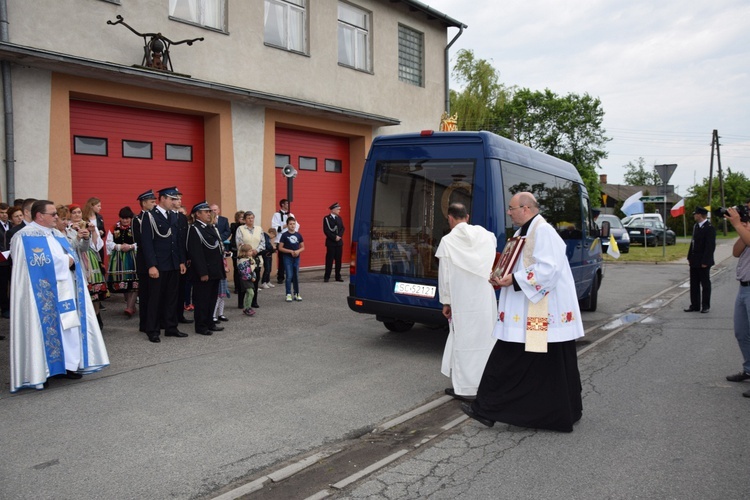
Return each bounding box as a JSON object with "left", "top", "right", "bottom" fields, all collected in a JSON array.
[{"left": 714, "top": 205, "right": 750, "bottom": 223}]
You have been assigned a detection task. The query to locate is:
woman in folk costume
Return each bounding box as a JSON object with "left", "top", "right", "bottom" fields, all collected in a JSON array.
[
  {"left": 68, "top": 204, "right": 108, "bottom": 328},
  {"left": 435, "top": 202, "right": 497, "bottom": 400},
  {"left": 463, "top": 192, "right": 584, "bottom": 432},
  {"left": 106, "top": 206, "right": 139, "bottom": 317}
]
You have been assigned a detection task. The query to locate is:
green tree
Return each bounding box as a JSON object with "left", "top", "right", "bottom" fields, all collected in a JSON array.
[
  {"left": 623, "top": 157, "right": 661, "bottom": 185},
  {"left": 688, "top": 168, "right": 750, "bottom": 210},
  {"left": 493, "top": 88, "right": 610, "bottom": 204},
  {"left": 448, "top": 49, "right": 510, "bottom": 131}
]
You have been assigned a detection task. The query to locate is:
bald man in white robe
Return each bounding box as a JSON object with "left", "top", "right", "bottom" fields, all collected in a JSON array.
[{"left": 436, "top": 202, "right": 497, "bottom": 400}]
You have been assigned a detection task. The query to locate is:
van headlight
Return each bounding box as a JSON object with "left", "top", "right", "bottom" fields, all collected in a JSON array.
[{"left": 622, "top": 232, "right": 630, "bottom": 242}]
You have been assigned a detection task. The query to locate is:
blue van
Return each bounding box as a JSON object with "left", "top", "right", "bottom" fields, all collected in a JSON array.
[{"left": 347, "top": 131, "right": 603, "bottom": 332}]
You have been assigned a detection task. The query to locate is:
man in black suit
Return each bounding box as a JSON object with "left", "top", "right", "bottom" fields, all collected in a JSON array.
[
  {"left": 211, "top": 203, "right": 231, "bottom": 243},
  {"left": 132, "top": 189, "right": 157, "bottom": 332},
  {"left": 173, "top": 196, "right": 193, "bottom": 325},
  {"left": 0, "top": 202, "right": 11, "bottom": 319},
  {"left": 685, "top": 206, "right": 716, "bottom": 313},
  {"left": 187, "top": 202, "right": 226, "bottom": 335},
  {"left": 6, "top": 198, "right": 36, "bottom": 243},
  {"left": 323, "top": 202, "right": 345, "bottom": 282},
  {"left": 139, "top": 186, "right": 187, "bottom": 343}
]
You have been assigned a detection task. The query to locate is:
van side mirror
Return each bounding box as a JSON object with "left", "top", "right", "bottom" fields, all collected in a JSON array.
[{"left": 599, "top": 220, "right": 610, "bottom": 238}]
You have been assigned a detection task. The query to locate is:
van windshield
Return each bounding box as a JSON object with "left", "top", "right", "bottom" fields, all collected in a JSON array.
[{"left": 370, "top": 159, "right": 475, "bottom": 279}]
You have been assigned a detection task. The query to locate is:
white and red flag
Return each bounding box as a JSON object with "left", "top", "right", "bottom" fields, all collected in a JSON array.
[{"left": 670, "top": 198, "right": 685, "bottom": 217}]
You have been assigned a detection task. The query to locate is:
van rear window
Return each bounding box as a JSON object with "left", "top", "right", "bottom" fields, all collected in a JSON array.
[{"left": 370, "top": 159, "right": 475, "bottom": 279}]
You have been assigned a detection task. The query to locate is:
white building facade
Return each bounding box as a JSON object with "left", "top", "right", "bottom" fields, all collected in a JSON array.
[{"left": 0, "top": 0, "right": 465, "bottom": 266}]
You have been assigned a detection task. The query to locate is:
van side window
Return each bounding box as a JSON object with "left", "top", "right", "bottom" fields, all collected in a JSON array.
[
  {"left": 501, "top": 162, "right": 582, "bottom": 240},
  {"left": 370, "top": 159, "right": 475, "bottom": 278}
]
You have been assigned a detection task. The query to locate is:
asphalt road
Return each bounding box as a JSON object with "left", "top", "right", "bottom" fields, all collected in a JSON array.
[
  {"left": 340, "top": 245, "right": 750, "bottom": 499},
  {"left": 0, "top": 239, "right": 745, "bottom": 499}
]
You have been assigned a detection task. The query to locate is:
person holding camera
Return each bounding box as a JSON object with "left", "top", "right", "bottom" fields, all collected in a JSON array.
[
  {"left": 724, "top": 204, "right": 750, "bottom": 397},
  {"left": 684, "top": 206, "right": 715, "bottom": 313}
]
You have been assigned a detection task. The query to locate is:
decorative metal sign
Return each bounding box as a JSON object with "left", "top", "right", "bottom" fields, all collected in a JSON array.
[{"left": 107, "top": 15, "right": 204, "bottom": 73}]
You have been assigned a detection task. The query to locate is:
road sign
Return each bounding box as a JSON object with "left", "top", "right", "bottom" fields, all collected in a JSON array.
[
  {"left": 640, "top": 196, "right": 666, "bottom": 203},
  {"left": 655, "top": 164, "right": 677, "bottom": 184}
]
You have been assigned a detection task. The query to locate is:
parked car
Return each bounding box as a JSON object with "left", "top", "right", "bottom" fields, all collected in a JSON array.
[
  {"left": 622, "top": 213, "right": 663, "bottom": 227},
  {"left": 597, "top": 214, "right": 630, "bottom": 253},
  {"left": 626, "top": 220, "right": 676, "bottom": 246}
]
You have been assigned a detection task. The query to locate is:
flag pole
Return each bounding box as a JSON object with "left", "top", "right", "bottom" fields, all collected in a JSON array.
[{"left": 683, "top": 213, "right": 686, "bottom": 238}]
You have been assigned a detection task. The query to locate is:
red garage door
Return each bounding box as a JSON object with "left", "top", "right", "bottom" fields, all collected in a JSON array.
[
  {"left": 70, "top": 100, "right": 205, "bottom": 234},
  {"left": 275, "top": 128, "right": 350, "bottom": 267}
]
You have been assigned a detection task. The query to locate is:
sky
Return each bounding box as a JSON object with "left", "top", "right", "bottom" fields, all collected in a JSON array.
[{"left": 425, "top": 0, "right": 750, "bottom": 197}]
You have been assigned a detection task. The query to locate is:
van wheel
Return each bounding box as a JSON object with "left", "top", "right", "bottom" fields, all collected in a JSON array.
[
  {"left": 580, "top": 273, "right": 599, "bottom": 312},
  {"left": 383, "top": 320, "right": 415, "bottom": 332}
]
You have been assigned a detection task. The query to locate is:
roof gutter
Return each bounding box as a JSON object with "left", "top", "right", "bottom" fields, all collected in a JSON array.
[
  {"left": 0, "top": 42, "right": 400, "bottom": 127},
  {"left": 444, "top": 25, "right": 464, "bottom": 114}
]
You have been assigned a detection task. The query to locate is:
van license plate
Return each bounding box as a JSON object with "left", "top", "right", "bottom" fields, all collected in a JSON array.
[
  {"left": 394, "top": 282, "right": 436, "bottom": 298},
  {"left": 630, "top": 230, "right": 641, "bottom": 235}
]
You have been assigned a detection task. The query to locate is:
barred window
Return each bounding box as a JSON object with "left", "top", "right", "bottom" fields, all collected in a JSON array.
[{"left": 398, "top": 24, "right": 423, "bottom": 87}]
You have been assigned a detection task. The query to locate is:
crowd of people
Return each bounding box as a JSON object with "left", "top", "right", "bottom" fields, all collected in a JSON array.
[{"left": 3, "top": 188, "right": 345, "bottom": 392}]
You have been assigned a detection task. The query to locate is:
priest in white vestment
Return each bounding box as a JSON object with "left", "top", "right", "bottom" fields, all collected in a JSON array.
[
  {"left": 462, "top": 192, "right": 584, "bottom": 432},
  {"left": 9, "top": 200, "right": 109, "bottom": 393},
  {"left": 435, "top": 202, "right": 497, "bottom": 399}
]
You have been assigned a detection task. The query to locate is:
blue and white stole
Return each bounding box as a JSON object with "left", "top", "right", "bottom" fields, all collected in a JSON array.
[{"left": 23, "top": 234, "right": 89, "bottom": 376}]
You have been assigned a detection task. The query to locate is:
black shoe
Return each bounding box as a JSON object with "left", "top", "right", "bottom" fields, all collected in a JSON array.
[
  {"left": 726, "top": 372, "right": 750, "bottom": 382},
  {"left": 251, "top": 303, "right": 260, "bottom": 309},
  {"left": 209, "top": 325, "right": 224, "bottom": 332},
  {"left": 196, "top": 330, "right": 213, "bottom": 336},
  {"left": 335, "top": 278, "right": 344, "bottom": 282},
  {"left": 445, "top": 388, "right": 475, "bottom": 403},
  {"left": 324, "top": 279, "right": 329, "bottom": 283},
  {"left": 178, "top": 317, "right": 194, "bottom": 324},
  {"left": 65, "top": 370, "right": 83, "bottom": 379},
  {"left": 460, "top": 402, "right": 494, "bottom": 428},
  {"left": 218, "top": 315, "right": 229, "bottom": 322},
  {"left": 0, "top": 335, "right": 5, "bottom": 340},
  {"left": 701, "top": 308, "right": 710, "bottom": 313},
  {"left": 743, "top": 390, "right": 750, "bottom": 398},
  {"left": 147, "top": 335, "right": 161, "bottom": 343},
  {"left": 684, "top": 307, "right": 698, "bottom": 312},
  {"left": 165, "top": 330, "right": 189, "bottom": 338}
]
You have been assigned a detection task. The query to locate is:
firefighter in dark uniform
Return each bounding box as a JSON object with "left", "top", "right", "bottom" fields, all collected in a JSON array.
[
  {"left": 139, "top": 186, "right": 187, "bottom": 343},
  {"left": 186, "top": 201, "right": 226, "bottom": 335},
  {"left": 133, "top": 189, "right": 157, "bottom": 333},
  {"left": 323, "top": 202, "right": 345, "bottom": 282}
]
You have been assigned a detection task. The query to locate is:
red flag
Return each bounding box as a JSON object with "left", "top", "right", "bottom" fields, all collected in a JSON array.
[{"left": 670, "top": 198, "right": 685, "bottom": 217}]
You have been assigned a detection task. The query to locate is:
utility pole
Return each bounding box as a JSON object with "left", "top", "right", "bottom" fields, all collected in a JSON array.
[{"left": 708, "top": 130, "right": 727, "bottom": 235}]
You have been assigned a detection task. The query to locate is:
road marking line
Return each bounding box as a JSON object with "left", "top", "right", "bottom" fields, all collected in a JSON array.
[
  {"left": 442, "top": 414, "right": 469, "bottom": 430},
  {"left": 268, "top": 449, "right": 342, "bottom": 482},
  {"left": 212, "top": 476, "right": 269, "bottom": 500},
  {"left": 374, "top": 395, "right": 453, "bottom": 432},
  {"left": 304, "top": 489, "right": 332, "bottom": 500},
  {"left": 331, "top": 449, "right": 409, "bottom": 490}
]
